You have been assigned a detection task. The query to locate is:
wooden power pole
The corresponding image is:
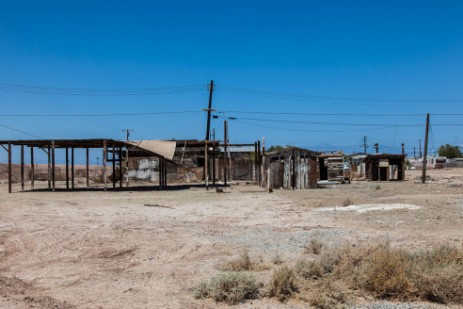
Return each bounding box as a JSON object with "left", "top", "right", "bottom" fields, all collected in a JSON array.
[
  {"left": 205, "top": 80, "right": 214, "bottom": 141},
  {"left": 422, "top": 113, "right": 430, "bottom": 184}
]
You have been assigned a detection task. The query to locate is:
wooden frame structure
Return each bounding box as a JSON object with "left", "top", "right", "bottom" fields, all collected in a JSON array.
[{"left": 0, "top": 139, "right": 174, "bottom": 193}]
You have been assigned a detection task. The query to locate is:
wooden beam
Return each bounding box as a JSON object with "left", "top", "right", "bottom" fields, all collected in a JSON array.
[
  {"left": 205, "top": 142, "right": 209, "bottom": 190},
  {"left": 103, "top": 140, "right": 107, "bottom": 192},
  {"left": 8, "top": 142, "right": 12, "bottom": 193},
  {"left": 86, "top": 148, "right": 89, "bottom": 187},
  {"left": 119, "top": 147, "right": 123, "bottom": 189},
  {"left": 65, "top": 147, "right": 69, "bottom": 190},
  {"left": 47, "top": 146, "right": 51, "bottom": 189},
  {"left": 51, "top": 141, "right": 55, "bottom": 192},
  {"left": 112, "top": 144, "right": 116, "bottom": 190},
  {"left": 71, "top": 147, "right": 75, "bottom": 190},
  {"left": 30, "top": 146, "right": 34, "bottom": 190},
  {"left": 20, "top": 145, "right": 25, "bottom": 191},
  {"left": 212, "top": 145, "right": 216, "bottom": 185}
]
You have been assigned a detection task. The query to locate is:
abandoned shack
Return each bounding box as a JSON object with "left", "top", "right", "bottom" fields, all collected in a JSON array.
[
  {"left": 364, "top": 153, "right": 405, "bottom": 181},
  {"left": 318, "top": 152, "right": 350, "bottom": 182},
  {"left": 265, "top": 146, "right": 318, "bottom": 189}
]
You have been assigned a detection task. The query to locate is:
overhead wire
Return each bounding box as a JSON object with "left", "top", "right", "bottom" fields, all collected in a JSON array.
[
  {"left": 0, "top": 83, "right": 206, "bottom": 96},
  {"left": 0, "top": 123, "right": 43, "bottom": 139},
  {"left": 220, "top": 86, "right": 463, "bottom": 103}
]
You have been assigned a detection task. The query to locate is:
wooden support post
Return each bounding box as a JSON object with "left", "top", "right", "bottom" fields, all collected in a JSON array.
[
  {"left": 112, "top": 145, "right": 116, "bottom": 190},
  {"left": 30, "top": 146, "right": 34, "bottom": 190},
  {"left": 47, "top": 146, "right": 51, "bottom": 189},
  {"left": 86, "top": 148, "right": 89, "bottom": 187},
  {"left": 252, "top": 142, "right": 258, "bottom": 181},
  {"left": 20, "top": 145, "right": 25, "bottom": 191},
  {"left": 103, "top": 140, "right": 107, "bottom": 192},
  {"left": 51, "top": 141, "right": 56, "bottom": 192},
  {"left": 212, "top": 144, "right": 216, "bottom": 186},
  {"left": 71, "top": 148, "right": 75, "bottom": 190},
  {"left": 223, "top": 120, "right": 228, "bottom": 187},
  {"left": 65, "top": 147, "right": 69, "bottom": 190},
  {"left": 205, "top": 142, "right": 209, "bottom": 190},
  {"left": 119, "top": 147, "right": 123, "bottom": 189},
  {"left": 164, "top": 159, "right": 167, "bottom": 187},
  {"left": 257, "top": 140, "right": 262, "bottom": 186},
  {"left": 8, "top": 142, "right": 12, "bottom": 193},
  {"left": 292, "top": 148, "right": 295, "bottom": 190}
]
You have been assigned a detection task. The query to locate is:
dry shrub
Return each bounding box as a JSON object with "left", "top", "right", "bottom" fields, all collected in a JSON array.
[
  {"left": 358, "top": 244, "right": 415, "bottom": 298},
  {"left": 268, "top": 266, "right": 298, "bottom": 302},
  {"left": 412, "top": 244, "right": 463, "bottom": 304},
  {"left": 221, "top": 250, "right": 252, "bottom": 271},
  {"left": 304, "top": 238, "right": 324, "bottom": 255},
  {"left": 194, "top": 271, "right": 261, "bottom": 305},
  {"left": 220, "top": 250, "right": 272, "bottom": 272},
  {"left": 294, "top": 259, "right": 325, "bottom": 279},
  {"left": 271, "top": 252, "right": 284, "bottom": 265}
]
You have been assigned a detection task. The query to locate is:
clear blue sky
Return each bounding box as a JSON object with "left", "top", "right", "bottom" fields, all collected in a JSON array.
[{"left": 1, "top": 0, "right": 463, "bottom": 164}]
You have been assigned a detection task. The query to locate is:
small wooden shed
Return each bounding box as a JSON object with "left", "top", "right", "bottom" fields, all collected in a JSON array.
[
  {"left": 265, "top": 146, "right": 319, "bottom": 189},
  {"left": 364, "top": 154, "right": 405, "bottom": 181}
]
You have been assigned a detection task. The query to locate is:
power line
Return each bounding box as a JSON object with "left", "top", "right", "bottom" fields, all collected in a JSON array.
[
  {"left": 221, "top": 110, "right": 463, "bottom": 117},
  {"left": 0, "top": 110, "right": 202, "bottom": 117},
  {"left": 0, "top": 123, "right": 42, "bottom": 139},
  {"left": 0, "top": 83, "right": 205, "bottom": 96},
  {"left": 234, "top": 119, "right": 395, "bottom": 133},
  {"left": 214, "top": 114, "right": 463, "bottom": 127},
  {"left": 220, "top": 87, "right": 463, "bottom": 103}
]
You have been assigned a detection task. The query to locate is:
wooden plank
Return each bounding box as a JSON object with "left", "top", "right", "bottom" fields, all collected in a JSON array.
[
  {"left": 86, "top": 148, "right": 89, "bottom": 187},
  {"left": 112, "top": 145, "right": 116, "bottom": 190},
  {"left": 30, "top": 146, "right": 34, "bottom": 190},
  {"left": 103, "top": 140, "right": 107, "bottom": 192},
  {"left": 8, "top": 142, "right": 12, "bottom": 193},
  {"left": 65, "top": 147, "right": 69, "bottom": 190},
  {"left": 71, "top": 148, "right": 75, "bottom": 190},
  {"left": 20, "top": 145, "right": 24, "bottom": 191},
  {"left": 119, "top": 147, "right": 123, "bottom": 189},
  {"left": 47, "top": 146, "right": 51, "bottom": 189},
  {"left": 51, "top": 141, "right": 55, "bottom": 192}
]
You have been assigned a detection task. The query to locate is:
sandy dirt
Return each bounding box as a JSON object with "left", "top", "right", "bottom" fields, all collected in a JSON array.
[{"left": 0, "top": 169, "right": 462, "bottom": 308}]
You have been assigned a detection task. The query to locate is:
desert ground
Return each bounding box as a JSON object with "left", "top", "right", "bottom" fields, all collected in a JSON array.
[{"left": 0, "top": 169, "right": 462, "bottom": 308}]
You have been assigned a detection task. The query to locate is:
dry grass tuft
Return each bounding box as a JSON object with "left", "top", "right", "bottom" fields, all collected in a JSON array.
[
  {"left": 268, "top": 266, "right": 298, "bottom": 302},
  {"left": 304, "top": 238, "right": 324, "bottom": 255},
  {"left": 194, "top": 271, "right": 261, "bottom": 305},
  {"left": 221, "top": 250, "right": 252, "bottom": 271},
  {"left": 295, "top": 243, "right": 463, "bottom": 305},
  {"left": 294, "top": 259, "right": 325, "bottom": 279}
]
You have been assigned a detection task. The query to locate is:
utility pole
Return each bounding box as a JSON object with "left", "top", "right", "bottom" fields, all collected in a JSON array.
[
  {"left": 122, "top": 129, "right": 133, "bottom": 141},
  {"left": 205, "top": 80, "right": 215, "bottom": 141},
  {"left": 422, "top": 113, "right": 430, "bottom": 184},
  {"left": 363, "top": 136, "right": 367, "bottom": 154},
  {"left": 413, "top": 146, "right": 416, "bottom": 159},
  {"left": 401, "top": 143, "right": 405, "bottom": 155},
  {"left": 373, "top": 143, "right": 379, "bottom": 154}
]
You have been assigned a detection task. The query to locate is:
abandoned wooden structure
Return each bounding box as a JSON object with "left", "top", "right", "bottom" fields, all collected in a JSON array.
[
  {"left": 265, "top": 146, "right": 319, "bottom": 190},
  {"left": 364, "top": 154, "right": 406, "bottom": 181},
  {"left": 0, "top": 139, "right": 176, "bottom": 193}
]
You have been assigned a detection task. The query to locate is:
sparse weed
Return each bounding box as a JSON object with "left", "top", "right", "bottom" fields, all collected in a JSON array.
[
  {"left": 268, "top": 266, "right": 298, "bottom": 302},
  {"left": 221, "top": 250, "right": 252, "bottom": 271},
  {"left": 195, "top": 271, "right": 261, "bottom": 304},
  {"left": 304, "top": 238, "right": 324, "bottom": 255}
]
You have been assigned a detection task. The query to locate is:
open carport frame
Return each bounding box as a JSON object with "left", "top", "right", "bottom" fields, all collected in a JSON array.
[{"left": 0, "top": 139, "right": 174, "bottom": 193}]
